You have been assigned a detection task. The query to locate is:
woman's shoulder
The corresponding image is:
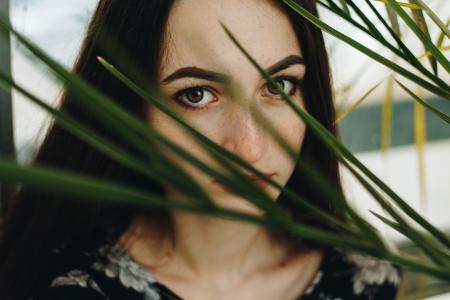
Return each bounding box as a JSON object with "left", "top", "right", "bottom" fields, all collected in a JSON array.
[
  {"left": 28, "top": 241, "right": 171, "bottom": 300},
  {"left": 301, "top": 246, "right": 402, "bottom": 300}
]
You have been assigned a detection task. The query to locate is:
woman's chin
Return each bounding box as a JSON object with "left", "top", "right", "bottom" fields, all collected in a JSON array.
[
  {"left": 209, "top": 183, "right": 281, "bottom": 216},
  {"left": 212, "top": 193, "right": 266, "bottom": 216}
]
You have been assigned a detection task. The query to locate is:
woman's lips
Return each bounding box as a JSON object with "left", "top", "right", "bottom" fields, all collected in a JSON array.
[{"left": 214, "top": 173, "right": 276, "bottom": 192}]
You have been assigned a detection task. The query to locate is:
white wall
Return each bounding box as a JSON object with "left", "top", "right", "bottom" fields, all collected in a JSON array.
[{"left": 341, "top": 139, "right": 450, "bottom": 243}]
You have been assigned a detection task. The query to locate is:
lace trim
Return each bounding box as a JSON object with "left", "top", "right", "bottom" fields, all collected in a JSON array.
[{"left": 50, "top": 269, "right": 107, "bottom": 298}]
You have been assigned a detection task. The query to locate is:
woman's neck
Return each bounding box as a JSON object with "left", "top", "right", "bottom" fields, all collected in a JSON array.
[{"left": 118, "top": 211, "right": 294, "bottom": 290}]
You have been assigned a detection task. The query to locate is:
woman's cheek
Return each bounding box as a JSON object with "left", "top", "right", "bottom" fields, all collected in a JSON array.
[{"left": 272, "top": 107, "right": 307, "bottom": 153}]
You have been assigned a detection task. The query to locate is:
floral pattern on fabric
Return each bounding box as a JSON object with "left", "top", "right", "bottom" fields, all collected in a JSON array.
[
  {"left": 50, "top": 269, "right": 107, "bottom": 297},
  {"left": 345, "top": 252, "right": 401, "bottom": 295},
  {"left": 92, "top": 244, "right": 161, "bottom": 300}
]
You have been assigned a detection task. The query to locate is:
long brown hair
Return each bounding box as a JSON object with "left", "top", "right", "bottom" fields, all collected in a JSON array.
[{"left": 0, "top": 1, "right": 341, "bottom": 298}]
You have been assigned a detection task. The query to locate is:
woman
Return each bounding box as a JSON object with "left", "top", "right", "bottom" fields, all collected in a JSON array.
[{"left": 0, "top": 0, "right": 401, "bottom": 299}]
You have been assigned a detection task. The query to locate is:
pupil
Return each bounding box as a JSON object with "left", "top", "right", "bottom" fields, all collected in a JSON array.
[
  {"left": 269, "top": 80, "right": 284, "bottom": 94},
  {"left": 187, "top": 89, "right": 204, "bottom": 103}
]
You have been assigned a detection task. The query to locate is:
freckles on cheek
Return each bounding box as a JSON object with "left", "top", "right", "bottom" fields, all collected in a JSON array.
[
  {"left": 148, "top": 111, "right": 215, "bottom": 162},
  {"left": 271, "top": 109, "right": 306, "bottom": 151}
]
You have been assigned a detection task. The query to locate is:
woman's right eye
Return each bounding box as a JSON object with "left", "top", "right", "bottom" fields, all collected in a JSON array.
[{"left": 175, "top": 87, "right": 218, "bottom": 110}]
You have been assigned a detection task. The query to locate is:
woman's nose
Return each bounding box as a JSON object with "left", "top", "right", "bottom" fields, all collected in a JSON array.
[{"left": 222, "top": 107, "right": 265, "bottom": 164}]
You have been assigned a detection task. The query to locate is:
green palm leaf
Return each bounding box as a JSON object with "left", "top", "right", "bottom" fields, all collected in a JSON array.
[
  {"left": 396, "top": 80, "right": 450, "bottom": 123},
  {"left": 282, "top": 0, "right": 449, "bottom": 99},
  {"left": 385, "top": 0, "right": 450, "bottom": 74},
  {"left": 409, "top": 0, "right": 438, "bottom": 74}
]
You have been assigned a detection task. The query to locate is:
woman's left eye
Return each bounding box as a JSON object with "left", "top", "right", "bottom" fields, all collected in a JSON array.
[{"left": 262, "top": 78, "right": 299, "bottom": 97}]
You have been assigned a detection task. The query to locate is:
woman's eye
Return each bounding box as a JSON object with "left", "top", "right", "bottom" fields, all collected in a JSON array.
[
  {"left": 263, "top": 78, "right": 298, "bottom": 97},
  {"left": 175, "top": 87, "right": 217, "bottom": 109}
]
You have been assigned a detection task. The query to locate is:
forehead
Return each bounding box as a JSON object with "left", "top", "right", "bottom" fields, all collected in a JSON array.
[{"left": 159, "top": 0, "right": 302, "bottom": 79}]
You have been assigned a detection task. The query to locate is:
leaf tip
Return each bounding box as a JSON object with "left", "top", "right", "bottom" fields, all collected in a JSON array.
[
  {"left": 218, "top": 20, "right": 233, "bottom": 38},
  {"left": 96, "top": 56, "right": 105, "bottom": 64}
]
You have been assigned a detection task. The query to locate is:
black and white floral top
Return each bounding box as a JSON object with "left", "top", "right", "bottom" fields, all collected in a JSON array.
[{"left": 29, "top": 240, "right": 401, "bottom": 300}]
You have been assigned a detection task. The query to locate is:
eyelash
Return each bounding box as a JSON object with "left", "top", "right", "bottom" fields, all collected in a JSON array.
[{"left": 172, "top": 76, "right": 302, "bottom": 111}]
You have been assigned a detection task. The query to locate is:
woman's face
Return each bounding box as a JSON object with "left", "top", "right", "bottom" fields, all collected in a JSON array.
[{"left": 149, "top": 0, "right": 307, "bottom": 214}]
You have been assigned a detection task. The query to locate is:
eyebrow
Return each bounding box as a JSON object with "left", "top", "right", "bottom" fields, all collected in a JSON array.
[{"left": 161, "top": 54, "right": 304, "bottom": 85}]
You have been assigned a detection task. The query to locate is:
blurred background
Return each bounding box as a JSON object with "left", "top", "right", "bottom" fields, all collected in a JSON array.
[{"left": 3, "top": 0, "right": 450, "bottom": 298}]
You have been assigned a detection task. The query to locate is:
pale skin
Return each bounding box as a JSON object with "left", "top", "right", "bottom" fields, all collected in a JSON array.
[{"left": 118, "top": 1, "right": 324, "bottom": 299}]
